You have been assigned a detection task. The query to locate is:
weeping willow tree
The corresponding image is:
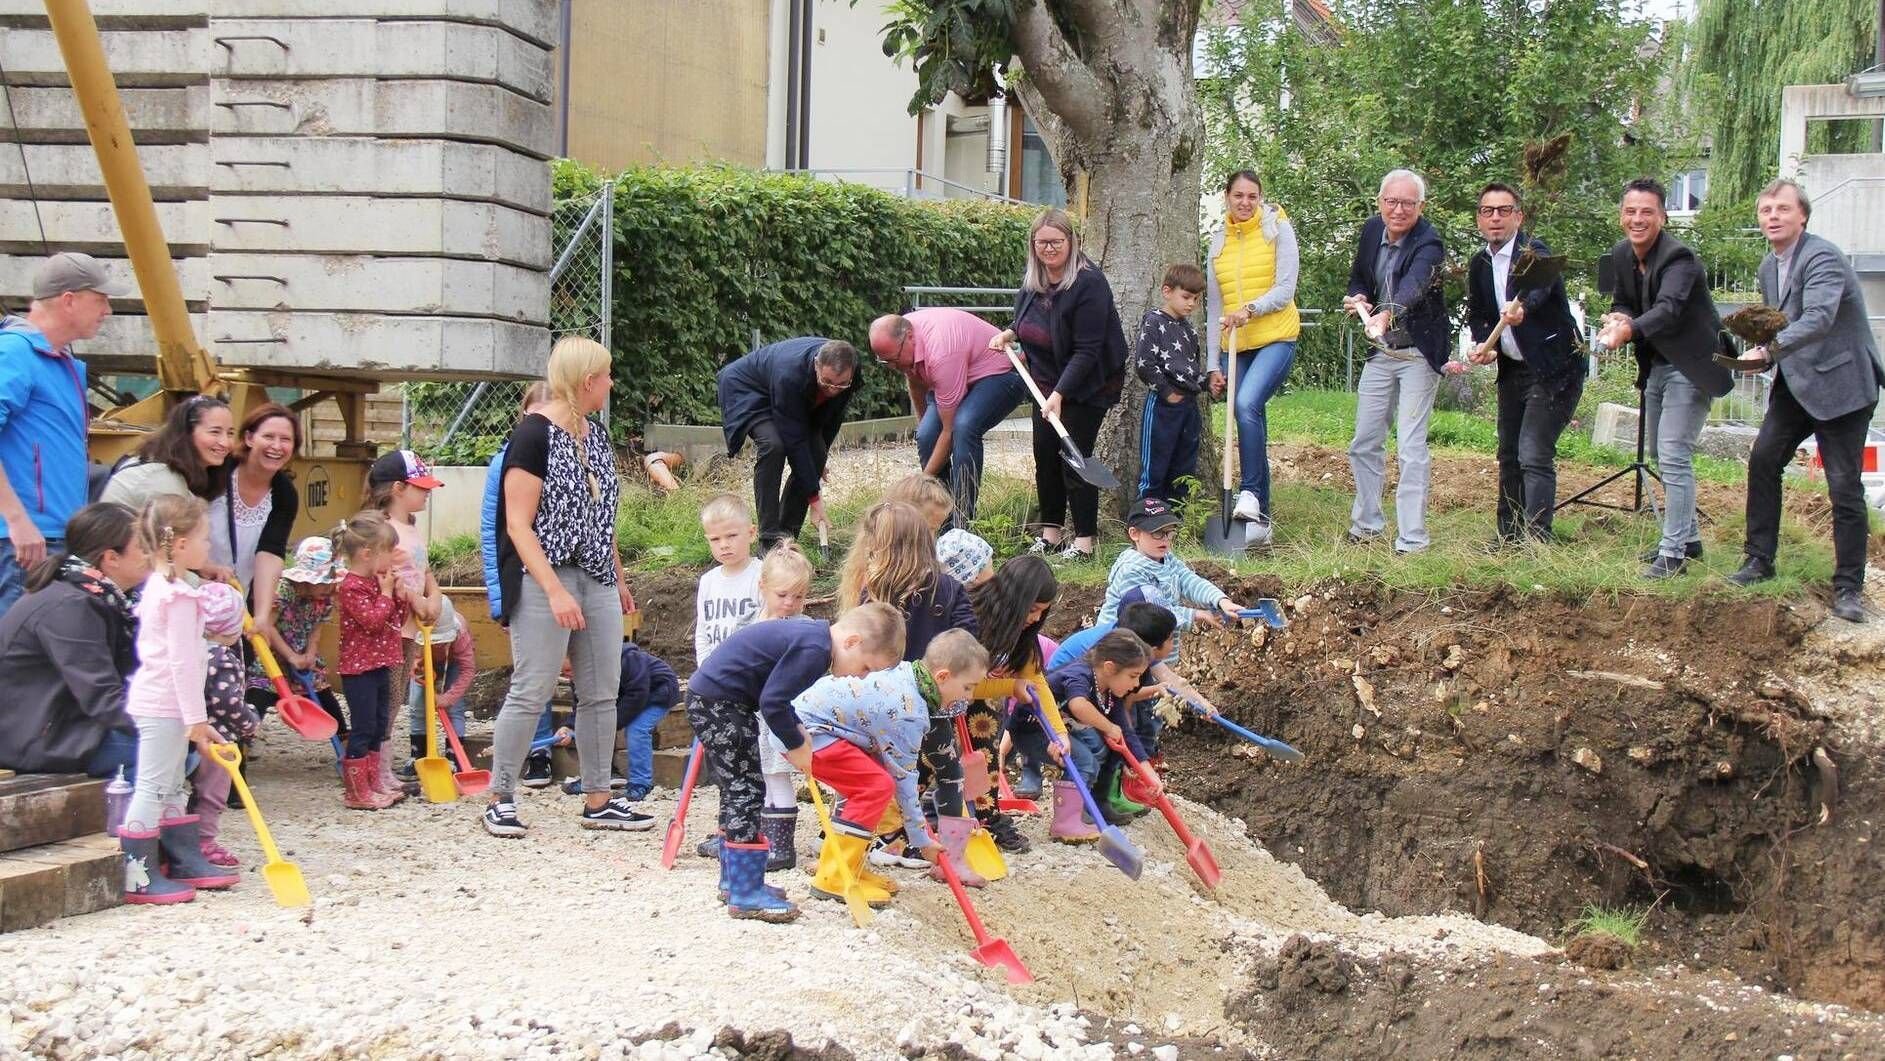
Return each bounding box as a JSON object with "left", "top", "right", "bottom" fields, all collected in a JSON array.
[{"left": 1683, "top": 0, "right": 1880, "bottom": 203}]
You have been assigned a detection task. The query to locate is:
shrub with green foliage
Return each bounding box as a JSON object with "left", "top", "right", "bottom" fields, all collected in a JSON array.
[{"left": 552, "top": 161, "right": 1034, "bottom": 436}]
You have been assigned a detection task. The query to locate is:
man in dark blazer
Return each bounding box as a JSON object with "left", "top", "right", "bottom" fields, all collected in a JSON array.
[
  {"left": 717, "top": 337, "right": 858, "bottom": 548},
  {"left": 1725, "top": 178, "right": 1881, "bottom": 623},
  {"left": 1597, "top": 178, "right": 1735, "bottom": 579},
  {"left": 1465, "top": 182, "right": 1586, "bottom": 543},
  {"left": 1342, "top": 168, "right": 1449, "bottom": 554}
]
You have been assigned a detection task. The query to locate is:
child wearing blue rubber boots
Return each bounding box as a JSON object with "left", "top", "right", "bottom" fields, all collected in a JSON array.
[{"left": 683, "top": 602, "right": 905, "bottom": 922}]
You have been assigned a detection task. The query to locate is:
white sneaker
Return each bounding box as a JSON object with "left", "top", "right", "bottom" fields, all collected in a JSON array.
[
  {"left": 1246, "top": 520, "right": 1274, "bottom": 548},
  {"left": 867, "top": 837, "right": 930, "bottom": 869},
  {"left": 1233, "top": 491, "right": 1262, "bottom": 522}
]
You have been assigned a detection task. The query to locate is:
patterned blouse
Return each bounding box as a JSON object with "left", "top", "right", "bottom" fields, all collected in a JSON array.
[{"left": 250, "top": 583, "right": 335, "bottom": 693}]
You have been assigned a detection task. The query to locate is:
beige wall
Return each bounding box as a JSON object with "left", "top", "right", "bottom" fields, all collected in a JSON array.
[{"left": 565, "top": 0, "right": 773, "bottom": 169}]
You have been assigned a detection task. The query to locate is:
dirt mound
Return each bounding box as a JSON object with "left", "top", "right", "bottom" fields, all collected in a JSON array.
[
  {"left": 1145, "top": 575, "right": 1883, "bottom": 1010},
  {"left": 1565, "top": 932, "right": 1633, "bottom": 971},
  {"left": 1227, "top": 933, "right": 1874, "bottom": 1060}
]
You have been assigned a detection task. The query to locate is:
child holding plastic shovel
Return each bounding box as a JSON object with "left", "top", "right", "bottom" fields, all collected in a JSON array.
[
  {"left": 963, "top": 554, "right": 1071, "bottom": 854},
  {"left": 794, "top": 629, "right": 991, "bottom": 904},
  {"left": 1026, "top": 631, "right": 1153, "bottom": 840},
  {"left": 119, "top": 495, "right": 244, "bottom": 904},
  {"left": 683, "top": 603, "right": 906, "bottom": 922},
  {"left": 401, "top": 597, "right": 475, "bottom": 780},
  {"left": 250, "top": 536, "right": 348, "bottom": 742}
]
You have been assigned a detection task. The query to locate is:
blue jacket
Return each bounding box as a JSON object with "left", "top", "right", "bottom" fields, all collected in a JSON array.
[
  {"left": 1346, "top": 215, "right": 1450, "bottom": 373},
  {"left": 481, "top": 444, "right": 506, "bottom": 616},
  {"left": 0, "top": 317, "right": 90, "bottom": 541},
  {"left": 686, "top": 616, "right": 831, "bottom": 751},
  {"left": 616, "top": 641, "right": 679, "bottom": 730},
  {"left": 792, "top": 662, "right": 936, "bottom": 849},
  {"left": 716, "top": 337, "right": 854, "bottom": 494}
]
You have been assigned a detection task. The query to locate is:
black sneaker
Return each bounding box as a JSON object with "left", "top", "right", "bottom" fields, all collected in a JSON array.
[
  {"left": 1639, "top": 541, "right": 1702, "bottom": 564},
  {"left": 483, "top": 802, "right": 527, "bottom": 838},
  {"left": 1641, "top": 554, "right": 1688, "bottom": 580},
  {"left": 580, "top": 795, "right": 655, "bottom": 831},
  {"left": 985, "top": 815, "right": 1031, "bottom": 854},
  {"left": 521, "top": 755, "right": 552, "bottom": 789}
]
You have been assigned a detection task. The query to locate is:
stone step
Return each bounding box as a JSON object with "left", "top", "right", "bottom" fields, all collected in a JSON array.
[
  {"left": 0, "top": 775, "right": 106, "bottom": 856},
  {"left": 654, "top": 705, "right": 695, "bottom": 751},
  {"left": 0, "top": 834, "right": 123, "bottom": 934},
  {"left": 211, "top": 19, "right": 553, "bottom": 105},
  {"left": 651, "top": 747, "right": 692, "bottom": 791}
]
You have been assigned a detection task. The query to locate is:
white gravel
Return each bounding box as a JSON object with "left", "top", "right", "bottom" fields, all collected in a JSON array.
[{"left": 2, "top": 721, "right": 1555, "bottom": 1060}]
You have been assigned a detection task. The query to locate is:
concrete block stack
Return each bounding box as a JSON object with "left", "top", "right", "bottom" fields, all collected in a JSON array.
[{"left": 1, "top": 0, "right": 555, "bottom": 380}]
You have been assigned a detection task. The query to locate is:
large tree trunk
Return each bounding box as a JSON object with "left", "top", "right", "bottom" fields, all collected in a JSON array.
[{"left": 1010, "top": 0, "right": 1206, "bottom": 523}]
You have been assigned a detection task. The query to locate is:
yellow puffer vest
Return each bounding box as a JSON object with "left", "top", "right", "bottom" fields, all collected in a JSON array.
[{"left": 1214, "top": 208, "right": 1300, "bottom": 351}]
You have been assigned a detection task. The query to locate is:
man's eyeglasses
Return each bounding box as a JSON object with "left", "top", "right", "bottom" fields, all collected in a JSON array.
[
  {"left": 816, "top": 374, "right": 852, "bottom": 393},
  {"left": 1379, "top": 197, "right": 1421, "bottom": 211},
  {"left": 1032, "top": 238, "right": 1068, "bottom": 251},
  {"left": 1477, "top": 204, "right": 1518, "bottom": 218}
]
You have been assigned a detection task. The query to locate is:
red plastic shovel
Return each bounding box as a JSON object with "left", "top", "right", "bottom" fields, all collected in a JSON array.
[
  {"left": 660, "top": 741, "right": 705, "bottom": 869},
  {"left": 955, "top": 714, "right": 991, "bottom": 800},
  {"left": 996, "top": 765, "right": 1041, "bottom": 815},
  {"left": 1105, "top": 735, "right": 1222, "bottom": 890},
  {"left": 241, "top": 607, "right": 333, "bottom": 741},
  {"left": 932, "top": 842, "right": 1033, "bottom": 984}
]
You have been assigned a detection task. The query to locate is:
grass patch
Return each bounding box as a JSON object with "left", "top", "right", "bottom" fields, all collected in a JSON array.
[{"left": 1570, "top": 903, "right": 1649, "bottom": 948}]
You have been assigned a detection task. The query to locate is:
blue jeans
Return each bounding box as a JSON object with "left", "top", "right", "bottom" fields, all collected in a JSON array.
[
  {"left": 0, "top": 536, "right": 62, "bottom": 619},
  {"left": 1007, "top": 719, "right": 1100, "bottom": 784},
  {"left": 85, "top": 727, "right": 138, "bottom": 779},
  {"left": 1233, "top": 342, "right": 1296, "bottom": 508},
  {"left": 408, "top": 662, "right": 466, "bottom": 739},
  {"left": 621, "top": 702, "right": 668, "bottom": 789},
  {"left": 1132, "top": 702, "right": 1166, "bottom": 759},
  {"left": 1642, "top": 360, "right": 1710, "bottom": 558},
  {"left": 915, "top": 370, "right": 1030, "bottom": 524}
]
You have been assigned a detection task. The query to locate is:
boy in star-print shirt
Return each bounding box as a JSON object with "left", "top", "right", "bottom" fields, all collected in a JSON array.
[{"left": 1134, "top": 263, "right": 1208, "bottom": 505}]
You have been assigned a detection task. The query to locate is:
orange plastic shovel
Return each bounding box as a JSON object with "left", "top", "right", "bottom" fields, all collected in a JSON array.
[
  {"left": 240, "top": 606, "right": 333, "bottom": 741},
  {"left": 933, "top": 844, "right": 1033, "bottom": 984},
  {"left": 420, "top": 638, "right": 488, "bottom": 794},
  {"left": 1105, "top": 734, "right": 1221, "bottom": 890}
]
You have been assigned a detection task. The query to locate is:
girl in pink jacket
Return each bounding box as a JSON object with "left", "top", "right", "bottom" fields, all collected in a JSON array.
[{"left": 120, "top": 495, "right": 243, "bottom": 905}]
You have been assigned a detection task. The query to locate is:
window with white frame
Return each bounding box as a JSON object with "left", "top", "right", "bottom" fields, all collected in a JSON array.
[{"left": 1666, "top": 169, "right": 1707, "bottom": 215}]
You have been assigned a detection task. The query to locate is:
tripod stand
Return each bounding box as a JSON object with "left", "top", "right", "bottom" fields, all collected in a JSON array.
[{"left": 1557, "top": 388, "right": 1663, "bottom": 517}]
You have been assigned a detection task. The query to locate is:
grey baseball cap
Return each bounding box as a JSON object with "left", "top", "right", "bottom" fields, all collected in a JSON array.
[{"left": 32, "top": 252, "right": 129, "bottom": 300}]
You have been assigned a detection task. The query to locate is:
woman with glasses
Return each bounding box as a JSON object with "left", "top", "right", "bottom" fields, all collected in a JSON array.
[
  {"left": 1206, "top": 170, "right": 1301, "bottom": 543},
  {"left": 986, "top": 208, "right": 1129, "bottom": 560}
]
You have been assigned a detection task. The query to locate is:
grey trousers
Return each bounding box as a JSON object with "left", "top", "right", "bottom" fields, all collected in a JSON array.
[
  {"left": 489, "top": 567, "right": 624, "bottom": 801},
  {"left": 1642, "top": 360, "right": 1710, "bottom": 558},
  {"left": 1348, "top": 353, "right": 1440, "bottom": 551}
]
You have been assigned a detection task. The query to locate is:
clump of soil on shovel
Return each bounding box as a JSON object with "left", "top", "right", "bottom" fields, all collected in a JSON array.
[{"left": 1724, "top": 304, "right": 1789, "bottom": 345}]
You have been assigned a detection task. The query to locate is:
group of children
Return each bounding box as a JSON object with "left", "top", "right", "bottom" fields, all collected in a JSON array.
[
  {"left": 118, "top": 432, "right": 1245, "bottom": 918},
  {"left": 680, "top": 475, "right": 1237, "bottom": 923}
]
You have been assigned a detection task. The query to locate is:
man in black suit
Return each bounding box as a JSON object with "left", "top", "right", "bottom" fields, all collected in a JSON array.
[
  {"left": 1597, "top": 178, "right": 1734, "bottom": 579},
  {"left": 1464, "top": 182, "right": 1586, "bottom": 543},
  {"left": 1724, "top": 178, "right": 1881, "bottom": 622}
]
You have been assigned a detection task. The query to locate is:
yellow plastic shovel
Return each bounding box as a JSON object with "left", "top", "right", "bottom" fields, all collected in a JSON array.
[
  {"left": 804, "top": 783, "right": 874, "bottom": 928},
  {"left": 207, "top": 742, "right": 311, "bottom": 908},
  {"left": 413, "top": 623, "right": 458, "bottom": 804}
]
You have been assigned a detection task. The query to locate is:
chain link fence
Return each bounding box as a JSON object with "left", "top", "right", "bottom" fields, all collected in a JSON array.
[{"left": 400, "top": 180, "right": 614, "bottom": 464}]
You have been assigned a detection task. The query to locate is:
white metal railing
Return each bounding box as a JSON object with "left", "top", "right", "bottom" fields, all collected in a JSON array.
[{"left": 779, "top": 167, "right": 1024, "bottom": 205}]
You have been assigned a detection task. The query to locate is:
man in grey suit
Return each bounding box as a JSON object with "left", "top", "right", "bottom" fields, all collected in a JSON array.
[{"left": 1725, "top": 179, "right": 1882, "bottom": 623}]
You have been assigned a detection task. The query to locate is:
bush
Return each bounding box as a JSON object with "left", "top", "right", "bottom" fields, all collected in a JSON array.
[{"left": 553, "top": 161, "right": 1035, "bottom": 437}]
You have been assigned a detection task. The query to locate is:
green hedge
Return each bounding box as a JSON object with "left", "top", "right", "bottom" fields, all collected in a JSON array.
[{"left": 554, "top": 161, "right": 1035, "bottom": 436}]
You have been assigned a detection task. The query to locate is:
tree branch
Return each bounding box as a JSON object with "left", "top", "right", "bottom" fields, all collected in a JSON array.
[{"left": 1013, "top": 0, "right": 1108, "bottom": 142}]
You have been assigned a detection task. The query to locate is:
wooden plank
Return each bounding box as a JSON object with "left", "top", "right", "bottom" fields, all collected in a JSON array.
[
  {"left": 651, "top": 747, "right": 690, "bottom": 790},
  {"left": 0, "top": 855, "right": 67, "bottom": 932},
  {"left": 653, "top": 704, "right": 693, "bottom": 751},
  {"left": 0, "top": 776, "right": 106, "bottom": 854},
  {"left": 50, "top": 835, "right": 125, "bottom": 916},
  {"left": 0, "top": 835, "right": 123, "bottom": 931}
]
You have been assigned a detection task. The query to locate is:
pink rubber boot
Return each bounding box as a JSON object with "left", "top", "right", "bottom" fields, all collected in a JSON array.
[{"left": 1049, "top": 779, "right": 1099, "bottom": 844}]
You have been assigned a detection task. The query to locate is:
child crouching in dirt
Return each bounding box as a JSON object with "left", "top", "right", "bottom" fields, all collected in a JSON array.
[
  {"left": 609, "top": 639, "right": 678, "bottom": 804},
  {"left": 683, "top": 602, "right": 905, "bottom": 922},
  {"left": 1039, "top": 631, "right": 1154, "bottom": 840},
  {"left": 795, "top": 629, "right": 991, "bottom": 904},
  {"left": 249, "top": 536, "right": 348, "bottom": 743}
]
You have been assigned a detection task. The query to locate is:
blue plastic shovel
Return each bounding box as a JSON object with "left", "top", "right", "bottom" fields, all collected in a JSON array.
[
  {"left": 294, "top": 670, "right": 344, "bottom": 775},
  {"left": 1167, "top": 686, "right": 1304, "bottom": 763},
  {"left": 1237, "top": 599, "right": 1287, "bottom": 629},
  {"left": 1024, "top": 687, "right": 1142, "bottom": 880}
]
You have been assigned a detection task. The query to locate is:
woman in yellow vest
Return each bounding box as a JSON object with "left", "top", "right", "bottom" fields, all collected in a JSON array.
[{"left": 1206, "top": 170, "right": 1300, "bottom": 541}]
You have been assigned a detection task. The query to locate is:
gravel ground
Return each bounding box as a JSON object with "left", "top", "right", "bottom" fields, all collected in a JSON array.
[{"left": 2, "top": 723, "right": 1550, "bottom": 1060}]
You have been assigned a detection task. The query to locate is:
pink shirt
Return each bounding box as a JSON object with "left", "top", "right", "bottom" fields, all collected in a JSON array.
[
  {"left": 125, "top": 574, "right": 210, "bottom": 725},
  {"left": 909, "top": 308, "right": 1008, "bottom": 410}
]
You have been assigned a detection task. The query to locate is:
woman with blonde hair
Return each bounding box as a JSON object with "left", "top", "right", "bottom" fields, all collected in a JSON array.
[
  {"left": 986, "top": 209, "right": 1128, "bottom": 560},
  {"left": 483, "top": 337, "right": 645, "bottom": 838},
  {"left": 1206, "top": 169, "right": 1300, "bottom": 539}
]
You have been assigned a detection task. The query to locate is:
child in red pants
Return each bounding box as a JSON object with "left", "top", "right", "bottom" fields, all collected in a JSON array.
[{"left": 793, "top": 629, "right": 989, "bottom": 905}]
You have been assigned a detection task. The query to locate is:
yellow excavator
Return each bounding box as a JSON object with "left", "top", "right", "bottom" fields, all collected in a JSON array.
[{"left": 43, "top": 0, "right": 372, "bottom": 536}]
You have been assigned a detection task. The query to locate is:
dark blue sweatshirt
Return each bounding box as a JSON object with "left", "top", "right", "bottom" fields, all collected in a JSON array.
[
  {"left": 685, "top": 617, "right": 831, "bottom": 750},
  {"left": 1045, "top": 659, "right": 1148, "bottom": 761},
  {"left": 617, "top": 642, "right": 680, "bottom": 729}
]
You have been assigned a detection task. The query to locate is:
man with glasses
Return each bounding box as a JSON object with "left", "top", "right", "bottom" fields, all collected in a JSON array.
[
  {"left": 868, "top": 307, "right": 1027, "bottom": 524},
  {"left": 1342, "top": 169, "right": 1449, "bottom": 554},
  {"left": 1596, "top": 178, "right": 1733, "bottom": 580},
  {"left": 717, "top": 336, "right": 859, "bottom": 549},
  {"left": 1464, "top": 182, "right": 1585, "bottom": 544}
]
